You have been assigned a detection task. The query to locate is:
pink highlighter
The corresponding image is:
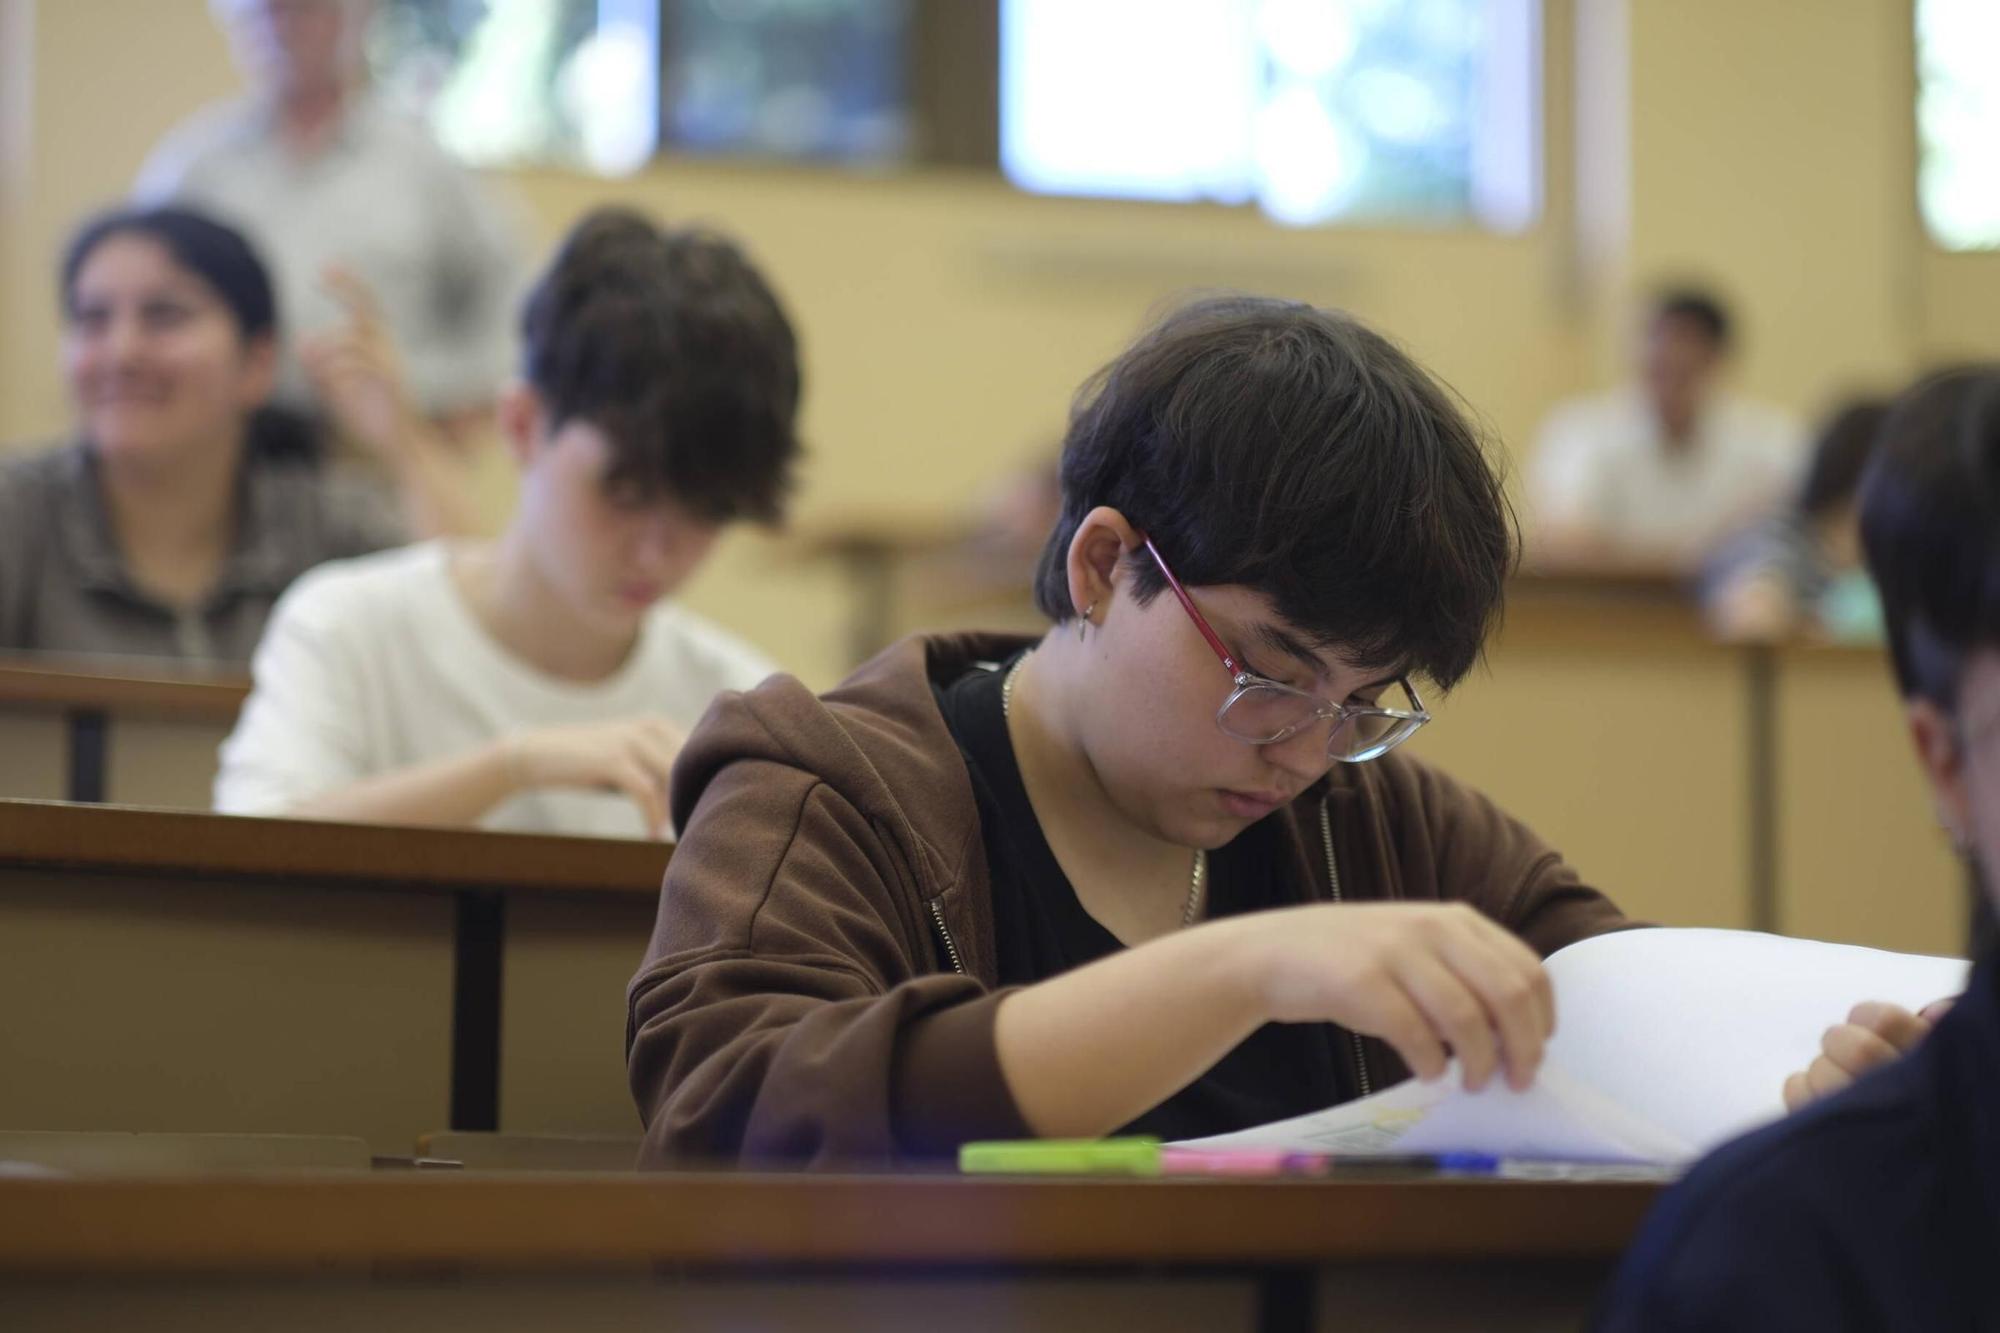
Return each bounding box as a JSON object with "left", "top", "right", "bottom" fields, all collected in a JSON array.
[{"left": 1158, "top": 1148, "right": 1332, "bottom": 1176}]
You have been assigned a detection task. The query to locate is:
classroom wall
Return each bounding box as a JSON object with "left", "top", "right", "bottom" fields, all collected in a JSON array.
[
  {"left": 1619, "top": 0, "right": 1922, "bottom": 405},
  {"left": 2, "top": 0, "right": 1998, "bottom": 695}
]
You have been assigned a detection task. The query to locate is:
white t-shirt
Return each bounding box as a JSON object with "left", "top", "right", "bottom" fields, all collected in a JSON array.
[
  {"left": 1527, "top": 388, "right": 1804, "bottom": 567},
  {"left": 214, "top": 542, "right": 779, "bottom": 839}
]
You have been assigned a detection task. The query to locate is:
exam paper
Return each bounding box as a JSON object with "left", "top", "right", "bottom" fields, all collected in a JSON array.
[{"left": 1176, "top": 928, "right": 1968, "bottom": 1164}]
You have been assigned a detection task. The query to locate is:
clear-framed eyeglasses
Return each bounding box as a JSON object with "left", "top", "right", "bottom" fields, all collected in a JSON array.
[{"left": 1142, "top": 536, "right": 1431, "bottom": 763}]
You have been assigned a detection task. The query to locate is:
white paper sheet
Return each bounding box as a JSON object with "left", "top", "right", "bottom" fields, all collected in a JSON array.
[{"left": 1176, "top": 928, "right": 1968, "bottom": 1164}]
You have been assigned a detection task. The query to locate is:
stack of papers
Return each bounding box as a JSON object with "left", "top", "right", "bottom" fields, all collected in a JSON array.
[{"left": 1176, "top": 928, "right": 1968, "bottom": 1165}]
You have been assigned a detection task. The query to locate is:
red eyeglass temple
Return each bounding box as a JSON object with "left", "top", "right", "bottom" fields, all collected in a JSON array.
[{"left": 1142, "top": 537, "right": 1242, "bottom": 678}]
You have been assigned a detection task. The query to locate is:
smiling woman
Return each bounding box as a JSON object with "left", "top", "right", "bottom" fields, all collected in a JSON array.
[{"left": 0, "top": 206, "right": 407, "bottom": 663}]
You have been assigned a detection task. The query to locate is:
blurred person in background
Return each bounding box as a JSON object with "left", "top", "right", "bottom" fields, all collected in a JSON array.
[
  {"left": 0, "top": 206, "right": 470, "bottom": 663},
  {"left": 136, "top": 0, "right": 520, "bottom": 442},
  {"left": 214, "top": 211, "right": 798, "bottom": 840},
  {"left": 1703, "top": 398, "right": 1889, "bottom": 644},
  {"left": 1529, "top": 288, "right": 1803, "bottom": 574}
]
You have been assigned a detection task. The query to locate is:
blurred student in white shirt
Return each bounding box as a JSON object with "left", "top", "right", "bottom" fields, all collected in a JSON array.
[
  {"left": 1528, "top": 289, "right": 1803, "bottom": 573},
  {"left": 214, "top": 210, "right": 800, "bottom": 840}
]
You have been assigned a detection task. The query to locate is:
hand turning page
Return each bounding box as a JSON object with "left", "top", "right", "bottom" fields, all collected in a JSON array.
[{"left": 1176, "top": 928, "right": 1969, "bottom": 1164}]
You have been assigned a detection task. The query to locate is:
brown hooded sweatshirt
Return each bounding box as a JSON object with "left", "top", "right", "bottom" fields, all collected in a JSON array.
[{"left": 627, "top": 632, "right": 1631, "bottom": 1168}]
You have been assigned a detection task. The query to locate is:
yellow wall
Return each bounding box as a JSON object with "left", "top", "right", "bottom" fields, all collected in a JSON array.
[
  {"left": 1621, "top": 0, "right": 1924, "bottom": 406},
  {"left": 4, "top": 0, "right": 1999, "bottom": 692},
  {"left": 1921, "top": 250, "right": 2000, "bottom": 362}
]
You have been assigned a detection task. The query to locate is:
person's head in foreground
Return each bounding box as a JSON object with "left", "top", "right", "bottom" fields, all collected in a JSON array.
[
  {"left": 62, "top": 205, "right": 280, "bottom": 476},
  {"left": 1868, "top": 368, "right": 2000, "bottom": 882},
  {"left": 500, "top": 208, "right": 801, "bottom": 636},
  {"left": 1021, "top": 294, "right": 1512, "bottom": 847},
  {"left": 1594, "top": 366, "right": 2000, "bottom": 1332},
  {"left": 1639, "top": 287, "right": 1732, "bottom": 442}
]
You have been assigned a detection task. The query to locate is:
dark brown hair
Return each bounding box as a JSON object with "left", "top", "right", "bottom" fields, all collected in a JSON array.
[
  {"left": 1861, "top": 367, "right": 2000, "bottom": 711},
  {"left": 63, "top": 205, "right": 277, "bottom": 341},
  {"left": 520, "top": 209, "right": 802, "bottom": 524},
  {"left": 1031, "top": 295, "right": 1516, "bottom": 690}
]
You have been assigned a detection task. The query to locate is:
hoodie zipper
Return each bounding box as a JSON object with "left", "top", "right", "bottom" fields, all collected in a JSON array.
[
  {"left": 1320, "top": 798, "right": 1373, "bottom": 1099},
  {"left": 927, "top": 898, "right": 965, "bottom": 975}
]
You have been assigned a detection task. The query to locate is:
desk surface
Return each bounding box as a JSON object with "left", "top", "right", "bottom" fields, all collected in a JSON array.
[
  {"left": 0, "top": 657, "right": 250, "bottom": 719},
  {"left": 0, "top": 799, "right": 669, "bottom": 897},
  {"left": 0, "top": 1172, "right": 1663, "bottom": 1272}
]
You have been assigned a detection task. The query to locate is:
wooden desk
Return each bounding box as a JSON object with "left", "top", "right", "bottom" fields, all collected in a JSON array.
[
  {"left": 0, "top": 658, "right": 249, "bottom": 807},
  {"left": 0, "top": 1172, "right": 1662, "bottom": 1332},
  {"left": 1409, "top": 584, "right": 1754, "bottom": 932},
  {"left": 0, "top": 802, "right": 668, "bottom": 1153}
]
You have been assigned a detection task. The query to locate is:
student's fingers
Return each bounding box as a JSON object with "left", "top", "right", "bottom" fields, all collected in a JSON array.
[
  {"left": 300, "top": 340, "right": 382, "bottom": 394},
  {"left": 1918, "top": 997, "right": 1956, "bottom": 1025},
  {"left": 624, "top": 726, "right": 680, "bottom": 789},
  {"left": 297, "top": 331, "right": 349, "bottom": 377},
  {"left": 302, "top": 345, "right": 362, "bottom": 388},
  {"left": 1819, "top": 1022, "right": 1903, "bottom": 1080},
  {"left": 1391, "top": 948, "right": 1500, "bottom": 1093},
  {"left": 609, "top": 760, "right": 669, "bottom": 837},
  {"left": 319, "top": 264, "right": 384, "bottom": 327},
  {"left": 1801, "top": 1052, "right": 1853, "bottom": 1103},
  {"left": 1451, "top": 906, "right": 1554, "bottom": 1030},
  {"left": 1512, "top": 929, "right": 1558, "bottom": 1037},
  {"left": 1435, "top": 923, "right": 1551, "bottom": 1091},
  {"left": 636, "top": 715, "right": 688, "bottom": 757},
  {"left": 1359, "top": 976, "right": 1451, "bottom": 1084},
  {"left": 1846, "top": 1001, "right": 1931, "bottom": 1053},
  {"left": 1782, "top": 1070, "right": 1813, "bottom": 1112}
]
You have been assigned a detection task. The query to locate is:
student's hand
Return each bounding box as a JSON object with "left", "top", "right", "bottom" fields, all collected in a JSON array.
[
  {"left": 1241, "top": 902, "right": 1555, "bottom": 1094},
  {"left": 1780, "top": 998, "right": 1954, "bottom": 1111},
  {"left": 302, "top": 266, "right": 426, "bottom": 461},
  {"left": 504, "top": 716, "right": 688, "bottom": 837}
]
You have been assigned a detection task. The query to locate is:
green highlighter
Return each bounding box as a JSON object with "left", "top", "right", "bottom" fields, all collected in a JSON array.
[{"left": 959, "top": 1136, "right": 1163, "bottom": 1176}]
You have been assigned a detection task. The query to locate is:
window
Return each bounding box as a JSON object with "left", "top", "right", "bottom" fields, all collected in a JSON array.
[
  {"left": 374, "top": 0, "right": 662, "bottom": 175},
  {"left": 1917, "top": 0, "right": 2000, "bottom": 251},
  {"left": 661, "top": 0, "right": 911, "bottom": 163},
  {"left": 374, "top": 0, "right": 924, "bottom": 175},
  {"left": 999, "top": 0, "right": 1540, "bottom": 231}
]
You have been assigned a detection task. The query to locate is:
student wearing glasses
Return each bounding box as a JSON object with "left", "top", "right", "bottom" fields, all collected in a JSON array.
[{"left": 628, "top": 295, "right": 1644, "bottom": 1163}]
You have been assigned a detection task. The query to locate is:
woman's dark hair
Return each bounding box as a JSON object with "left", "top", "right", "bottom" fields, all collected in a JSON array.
[
  {"left": 520, "top": 208, "right": 802, "bottom": 525},
  {"left": 1796, "top": 399, "right": 1891, "bottom": 520},
  {"left": 60, "top": 205, "right": 278, "bottom": 342},
  {"left": 1031, "top": 295, "right": 1516, "bottom": 691},
  {"left": 1859, "top": 367, "right": 2000, "bottom": 712}
]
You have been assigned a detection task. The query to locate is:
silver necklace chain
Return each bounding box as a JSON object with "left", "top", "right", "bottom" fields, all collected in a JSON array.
[{"left": 1001, "top": 653, "right": 1207, "bottom": 928}]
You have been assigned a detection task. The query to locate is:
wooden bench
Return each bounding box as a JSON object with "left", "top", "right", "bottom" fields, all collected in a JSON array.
[
  {"left": 0, "top": 801, "right": 668, "bottom": 1154},
  {"left": 0, "top": 656, "right": 249, "bottom": 807}
]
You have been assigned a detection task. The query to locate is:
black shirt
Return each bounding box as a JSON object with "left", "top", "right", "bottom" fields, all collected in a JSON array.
[{"left": 933, "top": 654, "right": 1347, "bottom": 1141}]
